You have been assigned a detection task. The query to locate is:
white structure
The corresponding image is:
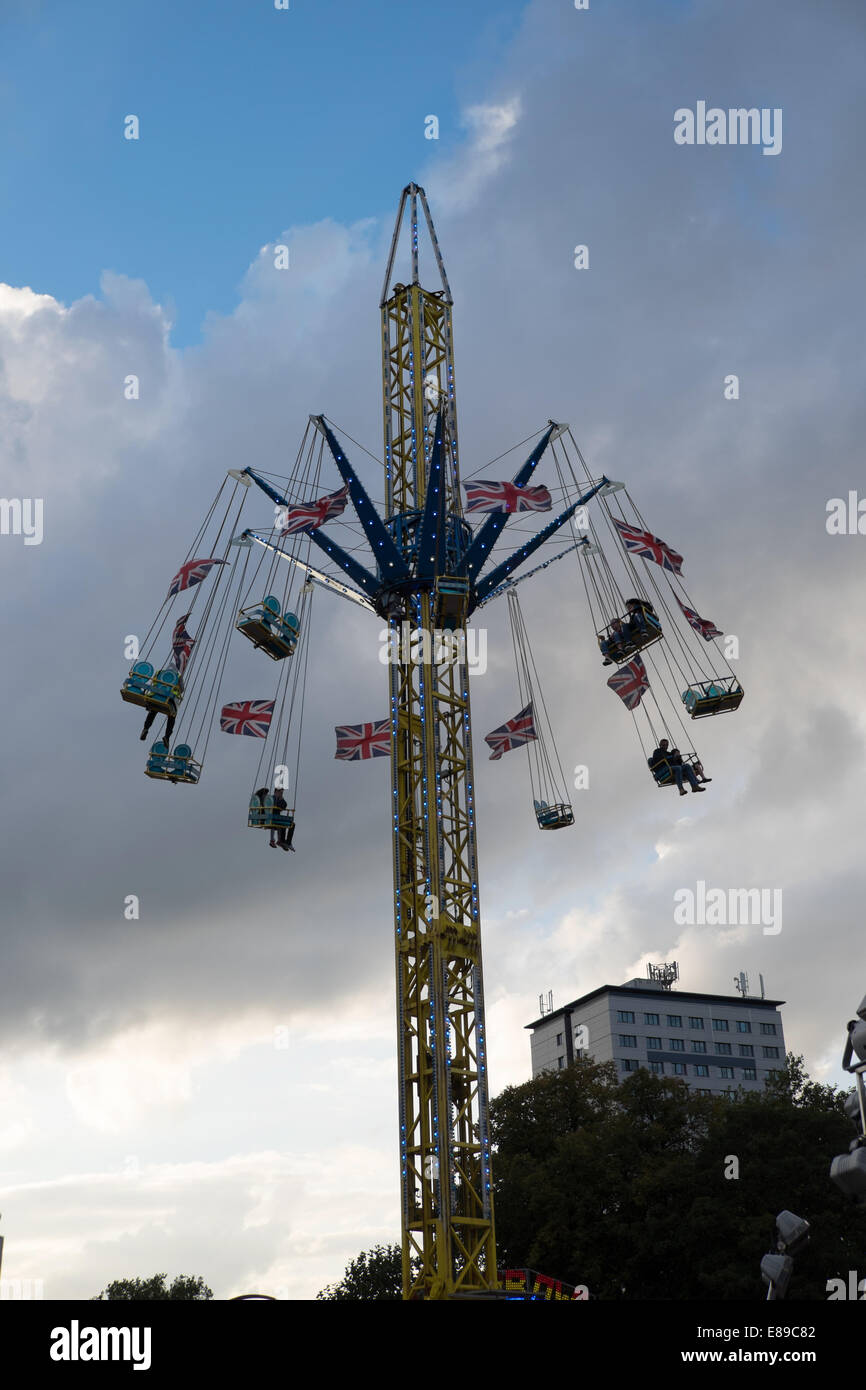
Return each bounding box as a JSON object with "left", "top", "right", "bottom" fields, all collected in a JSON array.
[{"left": 526, "top": 977, "right": 786, "bottom": 1096}]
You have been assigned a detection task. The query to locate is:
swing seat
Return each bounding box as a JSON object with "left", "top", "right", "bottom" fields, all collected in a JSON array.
[
  {"left": 236, "top": 597, "right": 299, "bottom": 661},
  {"left": 434, "top": 577, "right": 470, "bottom": 632},
  {"left": 167, "top": 744, "right": 201, "bottom": 784},
  {"left": 648, "top": 752, "right": 700, "bottom": 787},
  {"left": 143, "top": 668, "right": 182, "bottom": 714},
  {"left": 533, "top": 798, "right": 574, "bottom": 830},
  {"left": 120, "top": 661, "right": 156, "bottom": 708},
  {"left": 248, "top": 793, "right": 295, "bottom": 831},
  {"left": 682, "top": 677, "right": 744, "bottom": 719},
  {"left": 144, "top": 740, "right": 172, "bottom": 779},
  {"left": 598, "top": 609, "right": 662, "bottom": 665}
]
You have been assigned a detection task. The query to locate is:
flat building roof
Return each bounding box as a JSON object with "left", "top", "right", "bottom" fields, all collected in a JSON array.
[{"left": 526, "top": 983, "right": 785, "bottom": 1031}]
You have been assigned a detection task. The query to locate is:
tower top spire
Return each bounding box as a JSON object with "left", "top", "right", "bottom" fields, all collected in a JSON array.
[{"left": 380, "top": 183, "right": 452, "bottom": 307}]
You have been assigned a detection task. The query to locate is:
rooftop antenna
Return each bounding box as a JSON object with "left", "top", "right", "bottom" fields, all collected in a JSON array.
[
  {"left": 734, "top": 971, "right": 750, "bottom": 998},
  {"left": 538, "top": 990, "right": 554, "bottom": 1017},
  {"left": 759, "top": 973, "right": 766, "bottom": 1000},
  {"left": 647, "top": 961, "right": 678, "bottom": 991}
]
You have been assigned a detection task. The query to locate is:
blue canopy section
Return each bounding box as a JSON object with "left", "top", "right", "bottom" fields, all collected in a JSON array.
[
  {"left": 242, "top": 467, "right": 382, "bottom": 603},
  {"left": 458, "top": 424, "right": 555, "bottom": 583},
  {"left": 473, "top": 478, "right": 609, "bottom": 604},
  {"left": 414, "top": 409, "right": 448, "bottom": 580},
  {"left": 314, "top": 417, "right": 410, "bottom": 583}
]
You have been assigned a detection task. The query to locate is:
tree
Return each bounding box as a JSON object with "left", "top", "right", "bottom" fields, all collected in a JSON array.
[
  {"left": 489, "top": 1053, "right": 866, "bottom": 1300},
  {"left": 92, "top": 1273, "right": 213, "bottom": 1301},
  {"left": 316, "top": 1243, "right": 403, "bottom": 1300}
]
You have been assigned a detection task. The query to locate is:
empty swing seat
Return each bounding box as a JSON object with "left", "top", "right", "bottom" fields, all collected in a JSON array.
[
  {"left": 120, "top": 661, "right": 155, "bottom": 709},
  {"left": 167, "top": 744, "right": 201, "bottom": 784},
  {"left": 434, "top": 577, "right": 470, "bottom": 631},
  {"left": 533, "top": 798, "right": 575, "bottom": 830},
  {"left": 681, "top": 677, "right": 744, "bottom": 719},
  {"left": 144, "top": 740, "right": 171, "bottom": 780},
  {"left": 236, "top": 596, "right": 298, "bottom": 661}
]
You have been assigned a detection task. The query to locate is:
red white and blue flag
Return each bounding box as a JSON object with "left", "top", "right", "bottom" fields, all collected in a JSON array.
[
  {"left": 612, "top": 519, "right": 683, "bottom": 575},
  {"left": 171, "top": 615, "right": 195, "bottom": 675},
  {"left": 280, "top": 483, "right": 350, "bottom": 535},
  {"left": 484, "top": 703, "right": 537, "bottom": 760},
  {"left": 167, "top": 556, "right": 227, "bottom": 597},
  {"left": 606, "top": 655, "right": 649, "bottom": 711},
  {"left": 463, "top": 480, "right": 552, "bottom": 514},
  {"left": 334, "top": 719, "right": 391, "bottom": 760},
  {"left": 676, "top": 596, "right": 722, "bottom": 641},
  {"left": 220, "top": 700, "right": 275, "bottom": 738}
]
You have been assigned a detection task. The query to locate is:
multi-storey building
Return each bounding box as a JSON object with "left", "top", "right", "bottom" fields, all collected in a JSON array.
[{"left": 526, "top": 977, "right": 786, "bottom": 1096}]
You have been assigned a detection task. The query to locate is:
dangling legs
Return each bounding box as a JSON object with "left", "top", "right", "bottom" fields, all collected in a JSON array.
[{"left": 681, "top": 764, "right": 705, "bottom": 794}]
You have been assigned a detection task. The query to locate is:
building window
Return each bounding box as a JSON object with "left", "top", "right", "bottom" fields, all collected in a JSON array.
[
  {"left": 644, "top": 1012, "right": 660, "bottom": 1026},
  {"left": 673, "top": 1062, "right": 687, "bottom": 1075},
  {"left": 646, "top": 1037, "right": 662, "bottom": 1050},
  {"left": 688, "top": 1016, "right": 704, "bottom": 1029},
  {"left": 719, "top": 1066, "right": 735, "bottom": 1079},
  {"left": 667, "top": 1015, "right": 682, "bottom": 1027},
  {"left": 669, "top": 1038, "right": 685, "bottom": 1052},
  {"left": 697, "top": 1088, "right": 711, "bottom": 1095},
  {"left": 715, "top": 1042, "right": 732, "bottom": 1056},
  {"left": 712, "top": 1018, "right": 730, "bottom": 1032},
  {"left": 618, "top": 1034, "right": 637, "bottom": 1048},
  {"left": 736, "top": 1021, "right": 752, "bottom": 1033},
  {"left": 760, "top": 1022, "right": 777, "bottom": 1036},
  {"left": 694, "top": 1064, "right": 709, "bottom": 1077},
  {"left": 742, "top": 1067, "right": 757, "bottom": 1080},
  {"left": 739, "top": 1044, "right": 754, "bottom": 1057},
  {"left": 621, "top": 1058, "right": 639, "bottom": 1073},
  {"left": 557, "top": 1056, "right": 565, "bottom": 1069},
  {"left": 691, "top": 1040, "right": 707, "bottom": 1054},
  {"left": 617, "top": 1010, "right": 635, "bottom": 1023},
  {"left": 556, "top": 1033, "right": 563, "bottom": 1046},
  {"left": 762, "top": 1046, "right": 780, "bottom": 1058},
  {"left": 648, "top": 1060, "right": 664, "bottom": 1074}
]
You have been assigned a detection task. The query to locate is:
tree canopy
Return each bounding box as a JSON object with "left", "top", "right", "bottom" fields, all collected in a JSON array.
[
  {"left": 92, "top": 1273, "right": 213, "bottom": 1301},
  {"left": 490, "top": 1053, "right": 866, "bottom": 1299},
  {"left": 316, "top": 1243, "right": 402, "bottom": 1301}
]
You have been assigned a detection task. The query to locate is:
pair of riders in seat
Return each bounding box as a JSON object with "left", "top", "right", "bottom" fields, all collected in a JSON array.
[
  {"left": 648, "top": 739, "right": 712, "bottom": 795},
  {"left": 253, "top": 787, "right": 295, "bottom": 851},
  {"left": 600, "top": 598, "right": 659, "bottom": 666}
]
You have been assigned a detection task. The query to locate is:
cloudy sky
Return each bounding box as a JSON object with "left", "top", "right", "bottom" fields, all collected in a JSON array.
[{"left": 1, "top": 0, "right": 864, "bottom": 1300}]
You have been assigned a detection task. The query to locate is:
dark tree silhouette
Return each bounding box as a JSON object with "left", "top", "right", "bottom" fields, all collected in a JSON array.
[{"left": 92, "top": 1273, "right": 213, "bottom": 1301}]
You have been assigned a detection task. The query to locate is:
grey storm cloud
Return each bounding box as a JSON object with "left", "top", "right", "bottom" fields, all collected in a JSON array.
[
  {"left": 1, "top": 0, "right": 864, "bottom": 1296},
  {"left": 1, "top": 0, "right": 863, "bottom": 1052}
]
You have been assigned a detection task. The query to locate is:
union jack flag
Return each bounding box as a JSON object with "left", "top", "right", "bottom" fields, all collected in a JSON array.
[
  {"left": 219, "top": 700, "right": 275, "bottom": 737},
  {"left": 171, "top": 615, "right": 194, "bottom": 675},
  {"left": 484, "top": 703, "right": 537, "bottom": 760},
  {"left": 334, "top": 719, "right": 391, "bottom": 760},
  {"left": 463, "top": 480, "right": 552, "bottom": 514},
  {"left": 167, "top": 556, "right": 227, "bottom": 597},
  {"left": 676, "top": 596, "right": 722, "bottom": 641},
  {"left": 280, "top": 483, "right": 350, "bottom": 535},
  {"left": 612, "top": 519, "right": 683, "bottom": 575},
  {"left": 606, "top": 655, "right": 649, "bottom": 711}
]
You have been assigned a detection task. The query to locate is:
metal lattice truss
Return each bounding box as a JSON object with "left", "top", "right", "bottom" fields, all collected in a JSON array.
[{"left": 242, "top": 185, "right": 608, "bottom": 1299}]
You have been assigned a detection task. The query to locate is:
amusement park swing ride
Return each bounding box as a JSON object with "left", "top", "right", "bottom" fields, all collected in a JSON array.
[{"left": 121, "top": 184, "right": 743, "bottom": 1300}]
